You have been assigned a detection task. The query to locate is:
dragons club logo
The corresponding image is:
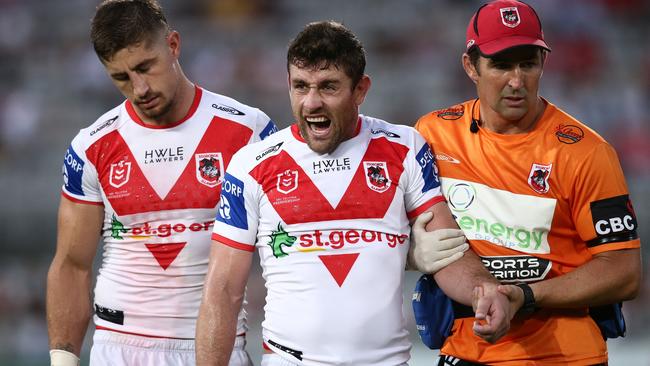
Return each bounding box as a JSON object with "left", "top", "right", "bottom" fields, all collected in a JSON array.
[
  {"left": 195, "top": 152, "right": 224, "bottom": 188},
  {"left": 268, "top": 223, "right": 296, "bottom": 258},
  {"left": 500, "top": 7, "right": 521, "bottom": 28},
  {"left": 364, "top": 161, "right": 391, "bottom": 193},
  {"left": 528, "top": 163, "right": 552, "bottom": 194}
]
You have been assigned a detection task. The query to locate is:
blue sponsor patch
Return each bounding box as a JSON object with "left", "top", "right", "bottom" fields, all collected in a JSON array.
[
  {"left": 216, "top": 173, "right": 248, "bottom": 229},
  {"left": 63, "top": 146, "right": 85, "bottom": 195},
  {"left": 415, "top": 144, "right": 440, "bottom": 192},
  {"left": 259, "top": 120, "right": 278, "bottom": 140}
]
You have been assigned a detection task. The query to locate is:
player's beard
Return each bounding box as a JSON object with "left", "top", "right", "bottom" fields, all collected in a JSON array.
[{"left": 142, "top": 96, "right": 174, "bottom": 121}]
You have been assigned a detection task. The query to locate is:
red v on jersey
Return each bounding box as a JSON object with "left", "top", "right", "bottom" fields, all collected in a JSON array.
[
  {"left": 318, "top": 253, "right": 359, "bottom": 287},
  {"left": 145, "top": 242, "right": 186, "bottom": 270},
  {"left": 249, "top": 137, "right": 409, "bottom": 224},
  {"left": 86, "top": 117, "right": 253, "bottom": 216}
]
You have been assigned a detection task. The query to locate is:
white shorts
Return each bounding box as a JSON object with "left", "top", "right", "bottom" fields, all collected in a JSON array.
[
  {"left": 261, "top": 353, "right": 301, "bottom": 366},
  {"left": 89, "top": 329, "right": 251, "bottom": 366},
  {"left": 261, "top": 352, "right": 409, "bottom": 366}
]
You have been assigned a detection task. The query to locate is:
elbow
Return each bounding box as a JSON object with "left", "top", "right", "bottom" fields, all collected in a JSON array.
[{"left": 621, "top": 270, "right": 642, "bottom": 301}]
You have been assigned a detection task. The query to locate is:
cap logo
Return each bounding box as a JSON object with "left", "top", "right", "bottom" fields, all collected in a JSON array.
[
  {"left": 500, "top": 7, "right": 520, "bottom": 28},
  {"left": 466, "top": 39, "right": 475, "bottom": 49}
]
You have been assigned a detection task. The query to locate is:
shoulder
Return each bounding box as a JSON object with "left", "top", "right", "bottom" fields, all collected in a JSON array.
[
  {"left": 200, "top": 88, "right": 270, "bottom": 123},
  {"left": 228, "top": 126, "right": 292, "bottom": 168},
  {"left": 543, "top": 102, "right": 610, "bottom": 151},
  {"left": 361, "top": 115, "right": 422, "bottom": 144},
  {"left": 71, "top": 103, "right": 126, "bottom": 148},
  {"left": 415, "top": 100, "right": 473, "bottom": 130}
]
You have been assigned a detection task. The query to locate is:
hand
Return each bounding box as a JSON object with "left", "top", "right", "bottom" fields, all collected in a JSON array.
[
  {"left": 497, "top": 284, "right": 527, "bottom": 316},
  {"left": 407, "top": 211, "right": 469, "bottom": 274},
  {"left": 471, "top": 283, "right": 516, "bottom": 343}
]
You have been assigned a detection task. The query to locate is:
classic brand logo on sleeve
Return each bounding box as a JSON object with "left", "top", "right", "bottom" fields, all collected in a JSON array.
[
  {"left": 63, "top": 146, "right": 84, "bottom": 195},
  {"left": 212, "top": 103, "right": 245, "bottom": 116},
  {"left": 259, "top": 120, "right": 278, "bottom": 140},
  {"left": 589, "top": 195, "right": 638, "bottom": 247},
  {"left": 415, "top": 144, "right": 440, "bottom": 192},
  {"left": 217, "top": 173, "right": 247, "bottom": 230}
]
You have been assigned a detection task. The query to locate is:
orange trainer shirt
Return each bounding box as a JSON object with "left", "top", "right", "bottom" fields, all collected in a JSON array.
[{"left": 415, "top": 99, "right": 640, "bottom": 365}]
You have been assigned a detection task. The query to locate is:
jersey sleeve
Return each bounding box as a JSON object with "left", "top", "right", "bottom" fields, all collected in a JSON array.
[
  {"left": 211, "top": 149, "right": 260, "bottom": 251},
  {"left": 61, "top": 132, "right": 103, "bottom": 205},
  {"left": 402, "top": 131, "right": 445, "bottom": 219},
  {"left": 572, "top": 143, "right": 640, "bottom": 254},
  {"left": 252, "top": 108, "right": 278, "bottom": 142}
]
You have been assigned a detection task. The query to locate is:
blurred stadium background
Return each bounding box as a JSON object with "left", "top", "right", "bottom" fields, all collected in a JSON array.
[{"left": 0, "top": 0, "right": 648, "bottom": 364}]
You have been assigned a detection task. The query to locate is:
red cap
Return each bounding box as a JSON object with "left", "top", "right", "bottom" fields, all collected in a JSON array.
[{"left": 466, "top": 0, "right": 550, "bottom": 56}]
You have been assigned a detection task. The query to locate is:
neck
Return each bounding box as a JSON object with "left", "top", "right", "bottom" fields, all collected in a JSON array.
[{"left": 480, "top": 97, "right": 546, "bottom": 134}]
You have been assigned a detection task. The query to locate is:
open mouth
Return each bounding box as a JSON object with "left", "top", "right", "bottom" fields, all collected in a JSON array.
[{"left": 305, "top": 116, "right": 331, "bottom": 136}]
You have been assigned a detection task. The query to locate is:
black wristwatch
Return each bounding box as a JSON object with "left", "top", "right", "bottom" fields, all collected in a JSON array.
[{"left": 515, "top": 283, "right": 537, "bottom": 316}]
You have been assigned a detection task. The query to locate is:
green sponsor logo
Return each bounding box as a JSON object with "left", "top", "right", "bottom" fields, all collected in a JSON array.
[
  {"left": 110, "top": 214, "right": 128, "bottom": 240},
  {"left": 456, "top": 214, "right": 546, "bottom": 250},
  {"left": 268, "top": 223, "right": 296, "bottom": 258}
]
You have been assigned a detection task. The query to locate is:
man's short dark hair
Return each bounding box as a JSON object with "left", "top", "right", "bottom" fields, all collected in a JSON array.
[
  {"left": 91, "top": 0, "right": 170, "bottom": 63},
  {"left": 466, "top": 45, "right": 547, "bottom": 75},
  {"left": 287, "top": 21, "right": 366, "bottom": 87}
]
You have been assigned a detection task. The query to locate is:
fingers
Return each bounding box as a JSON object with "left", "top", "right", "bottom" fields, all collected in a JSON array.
[
  {"left": 473, "top": 286, "right": 488, "bottom": 319},
  {"left": 412, "top": 211, "right": 433, "bottom": 234},
  {"left": 428, "top": 228, "right": 466, "bottom": 242}
]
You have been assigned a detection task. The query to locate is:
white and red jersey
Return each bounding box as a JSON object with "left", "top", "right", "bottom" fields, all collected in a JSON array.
[
  {"left": 61, "top": 85, "right": 277, "bottom": 338},
  {"left": 212, "top": 115, "right": 444, "bottom": 365}
]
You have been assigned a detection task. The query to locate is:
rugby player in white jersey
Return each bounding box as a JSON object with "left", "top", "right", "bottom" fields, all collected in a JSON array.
[
  {"left": 196, "top": 21, "right": 517, "bottom": 366},
  {"left": 46, "top": 1, "right": 277, "bottom": 365}
]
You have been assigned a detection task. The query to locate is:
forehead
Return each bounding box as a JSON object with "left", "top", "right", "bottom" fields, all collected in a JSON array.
[
  {"left": 288, "top": 63, "right": 350, "bottom": 83},
  {"left": 103, "top": 38, "right": 161, "bottom": 72},
  {"left": 484, "top": 46, "right": 542, "bottom": 64}
]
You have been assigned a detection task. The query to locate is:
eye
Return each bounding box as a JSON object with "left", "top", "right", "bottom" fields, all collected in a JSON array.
[
  {"left": 320, "top": 82, "right": 338, "bottom": 94},
  {"left": 112, "top": 73, "right": 129, "bottom": 82},
  {"left": 292, "top": 82, "right": 308, "bottom": 93}
]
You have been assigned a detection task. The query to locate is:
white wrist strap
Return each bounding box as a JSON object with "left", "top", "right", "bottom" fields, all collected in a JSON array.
[{"left": 50, "top": 349, "right": 80, "bottom": 366}]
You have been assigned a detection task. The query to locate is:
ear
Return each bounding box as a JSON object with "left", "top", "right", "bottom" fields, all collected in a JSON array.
[
  {"left": 353, "top": 75, "right": 372, "bottom": 106},
  {"left": 462, "top": 53, "right": 479, "bottom": 85},
  {"left": 167, "top": 31, "right": 181, "bottom": 58}
]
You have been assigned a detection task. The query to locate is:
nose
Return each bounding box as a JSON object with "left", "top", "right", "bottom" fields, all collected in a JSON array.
[
  {"left": 303, "top": 87, "right": 323, "bottom": 112},
  {"left": 507, "top": 67, "right": 524, "bottom": 90},
  {"left": 131, "top": 73, "right": 150, "bottom": 98}
]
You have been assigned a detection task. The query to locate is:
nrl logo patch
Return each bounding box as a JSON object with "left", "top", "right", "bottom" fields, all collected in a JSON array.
[
  {"left": 277, "top": 169, "right": 299, "bottom": 194},
  {"left": 195, "top": 152, "right": 224, "bottom": 188},
  {"left": 364, "top": 161, "right": 391, "bottom": 193},
  {"left": 528, "top": 163, "right": 552, "bottom": 194},
  {"left": 109, "top": 159, "right": 131, "bottom": 188},
  {"left": 500, "top": 7, "right": 520, "bottom": 28}
]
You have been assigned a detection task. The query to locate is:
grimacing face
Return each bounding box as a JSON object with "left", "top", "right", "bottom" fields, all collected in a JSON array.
[
  {"left": 468, "top": 46, "right": 544, "bottom": 125},
  {"left": 103, "top": 31, "right": 184, "bottom": 125},
  {"left": 288, "top": 63, "right": 370, "bottom": 154}
]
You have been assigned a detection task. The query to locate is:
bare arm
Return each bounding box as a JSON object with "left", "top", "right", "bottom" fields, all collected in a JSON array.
[
  {"left": 426, "top": 201, "right": 499, "bottom": 305},
  {"left": 425, "top": 201, "right": 516, "bottom": 342},
  {"left": 196, "top": 241, "right": 253, "bottom": 366},
  {"left": 46, "top": 197, "right": 103, "bottom": 355},
  {"left": 499, "top": 248, "right": 641, "bottom": 308}
]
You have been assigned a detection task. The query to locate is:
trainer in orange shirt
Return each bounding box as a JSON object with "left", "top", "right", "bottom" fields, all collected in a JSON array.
[{"left": 415, "top": 1, "right": 642, "bottom": 365}]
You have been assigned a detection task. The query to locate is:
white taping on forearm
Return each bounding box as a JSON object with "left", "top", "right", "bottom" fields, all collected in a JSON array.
[{"left": 50, "top": 349, "right": 80, "bottom": 366}]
